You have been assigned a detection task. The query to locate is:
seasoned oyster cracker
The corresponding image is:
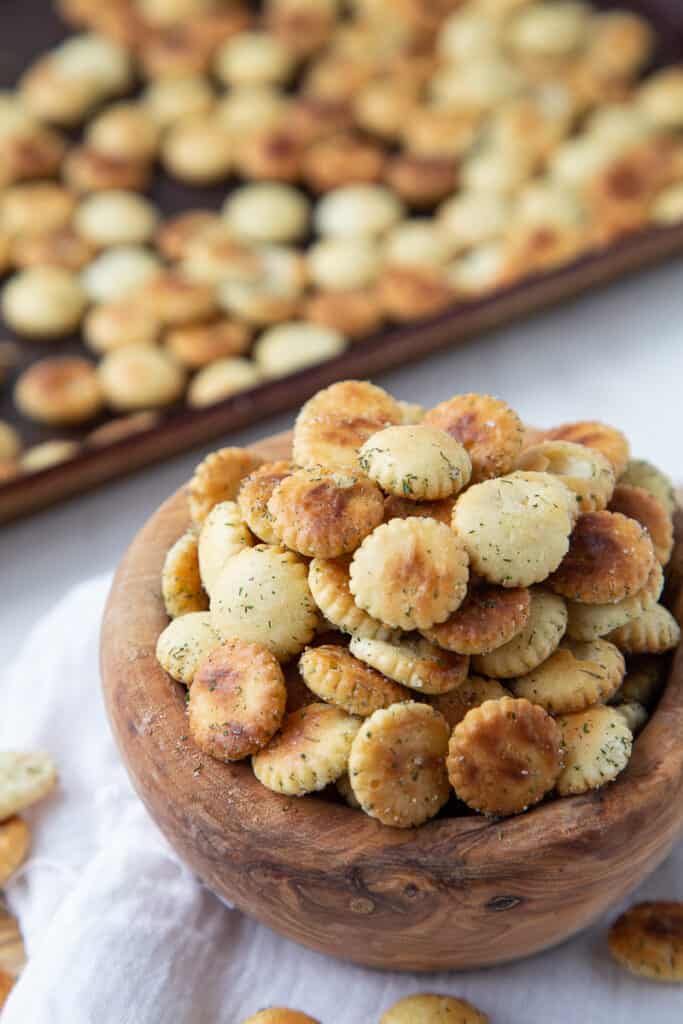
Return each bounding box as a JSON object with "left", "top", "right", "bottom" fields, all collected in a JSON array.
[
  {"left": 549, "top": 511, "right": 655, "bottom": 604},
  {"left": 447, "top": 697, "right": 563, "bottom": 816},
  {"left": 283, "top": 661, "right": 318, "bottom": 713},
  {"left": 156, "top": 611, "right": 222, "bottom": 685},
  {"left": 210, "top": 545, "right": 318, "bottom": 661},
  {"left": 378, "top": 266, "right": 454, "bottom": 321},
  {"left": 614, "top": 701, "right": 648, "bottom": 735},
  {"left": 556, "top": 705, "right": 632, "bottom": 795},
  {"left": 607, "top": 604, "right": 680, "bottom": 655},
  {"left": 161, "top": 531, "right": 207, "bottom": 618},
  {"left": 252, "top": 703, "right": 360, "bottom": 795},
  {"left": 398, "top": 399, "right": 425, "bottom": 425},
  {"left": 197, "top": 500, "right": 253, "bottom": 596},
  {"left": 336, "top": 772, "right": 361, "bottom": 809},
  {"left": 542, "top": 420, "right": 630, "bottom": 476},
  {"left": 452, "top": 471, "right": 574, "bottom": 587},
  {"left": 188, "top": 447, "right": 264, "bottom": 526},
  {"left": 241, "top": 1010, "right": 320, "bottom": 1024},
  {"left": 422, "top": 580, "right": 530, "bottom": 655},
  {"left": 616, "top": 655, "right": 665, "bottom": 707},
  {"left": 380, "top": 993, "right": 489, "bottom": 1024},
  {"left": 566, "top": 560, "right": 663, "bottom": 640},
  {"left": 517, "top": 440, "right": 615, "bottom": 512},
  {"left": 473, "top": 589, "right": 567, "bottom": 679},
  {"left": 299, "top": 645, "right": 409, "bottom": 716},
  {"left": 189, "top": 640, "right": 286, "bottom": 761},
  {"left": 384, "top": 494, "right": 456, "bottom": 525},
  {"left": 0, "top": 816, "right": 30, "bottom": 885},
  {"left": 423, "top": 393, "right": 523, "bottom": 482},
  {"left": 511, "top": 637, "right": 624, "bottom": 714},
  {"left": 359, "top": 424, "right": 471, "bottom": 500},
  {"left": 608, "top": 902, "right": 683, "bottom": 982},
  {"left": 429, "top": 676, "right": 511, "bottom": 731},
  {"left": 350, "top": 634, "right": 469, "bottom": 695},
  {"left": 293, "top": 379, "right": 403, "bottom": 472},
  {"left": 609, "top": 484, "right": 674, "bottom": 566},
  {"left": 267, "top": 467, "right": 384, "bottom": 558},
  {"left": 619, "top": 458, "right": 676, "bottom": 517},
  {"left": 308, "top": 556, "right": 397, "bottom": 641},
  {"left": 0, "top": 751, "right": 57, "bottom": 821},
  {"left": 349, "top": 517, "right": 469, "bottom": 630},
  {"left": 237, "top": 460, "right": 296, "bottom": 544},
  {"left": 349, "top": 702, "right": 450, "bottom": 828}
]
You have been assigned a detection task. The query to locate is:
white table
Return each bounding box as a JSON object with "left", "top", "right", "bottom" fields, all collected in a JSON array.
[{"left": 2, "top": 257, "right": 682, "bottom": 670}]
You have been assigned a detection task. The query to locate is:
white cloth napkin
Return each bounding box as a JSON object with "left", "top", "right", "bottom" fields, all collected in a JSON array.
[{"left": 1, "top": 576, "right": 682, "bottom": 1024}]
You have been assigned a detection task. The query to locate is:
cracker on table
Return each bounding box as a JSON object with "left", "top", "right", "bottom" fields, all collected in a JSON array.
[
  {"left": 240, "top": 1010, "right": 320, "bottom": 1024},
  {"left": 380, "top": 993, "right": 489, "bottom": 1024},
  {"left": 608, "top": 902, "right": 683, "bottom": 982},
  {"left": 0, "top": 816, "right": 30, "bottom": 885},
  {"left": 0, "top": 751, "right": 57, "bottom": 821}
]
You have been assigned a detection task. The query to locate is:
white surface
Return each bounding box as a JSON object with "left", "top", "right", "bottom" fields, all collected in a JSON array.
[{"left": 1, "top": 575, "right": 681, "bottom": 1024}]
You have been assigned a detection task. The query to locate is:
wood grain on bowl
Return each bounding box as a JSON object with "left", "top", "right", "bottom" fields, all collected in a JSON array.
[{"left": 101, "top": 438, "right": 683, "bottom": 971}]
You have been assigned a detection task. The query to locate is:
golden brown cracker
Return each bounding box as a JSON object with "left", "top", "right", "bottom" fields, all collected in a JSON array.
[{"left": 447, "top": 697, "right": 563, "bottom": 816}]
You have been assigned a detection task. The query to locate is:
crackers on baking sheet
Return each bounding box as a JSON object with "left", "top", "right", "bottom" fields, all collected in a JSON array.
[
  {"left": 5, "top": 0, "right": 683, "bottom": 493},
  {"left": 154, "top": 380, "right": 679, "bottom": 830}
]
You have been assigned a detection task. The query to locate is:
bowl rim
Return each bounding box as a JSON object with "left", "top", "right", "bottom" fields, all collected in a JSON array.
[{"left": 100, "top": 432, "right": 683, "bottom": 883}]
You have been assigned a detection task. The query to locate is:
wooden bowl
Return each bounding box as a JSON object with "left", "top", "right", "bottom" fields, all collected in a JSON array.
[{"left": 101, "top": 431, "right": 683, "bottom": 972}]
